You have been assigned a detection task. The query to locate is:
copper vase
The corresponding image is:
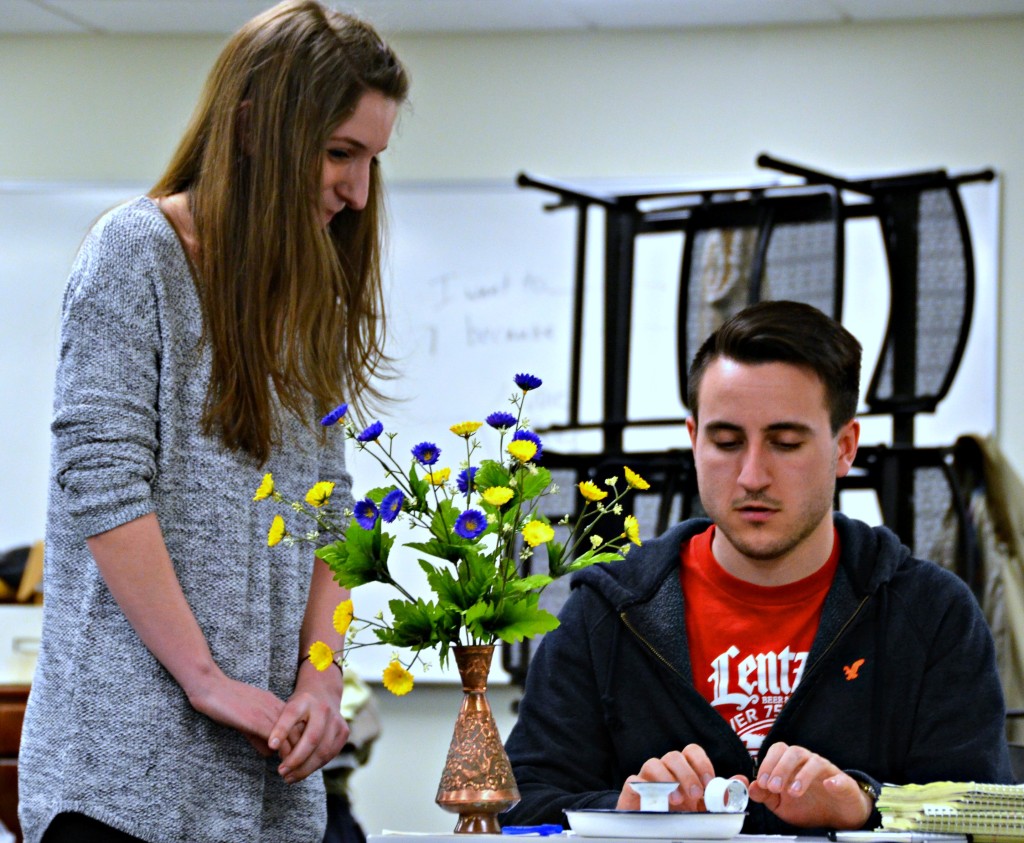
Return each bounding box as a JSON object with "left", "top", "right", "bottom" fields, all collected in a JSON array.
[{"left": 435, "top": 644, "right": 520, "bottom": 833}]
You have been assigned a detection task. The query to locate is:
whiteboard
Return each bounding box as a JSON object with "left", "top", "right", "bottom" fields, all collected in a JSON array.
[{"left": 0, "top": 177, "right": 999, "bottom": 683}]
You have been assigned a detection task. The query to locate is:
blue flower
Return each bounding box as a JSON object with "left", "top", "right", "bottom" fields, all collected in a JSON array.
[
  {"left": 319, "top": 403, "right": 348, "bottom": 427},
  {"left": 454, "top": 509, "right": 487, "bottom": 540},
  {"left": 486, "top": 411, "right": 517, "bottom": 430},
  {"left": 411, "top": 441, "right": 441, "bottom": 466},
  {"left": 512, "top": 429, "right": 543, "bottom": 462},
  {"left": 356, "top": 420, "right": 384, "bottom": 442},
  {"left": 380, "top": 489, "right": 404, "bottom": 523},
  {"left": 456, "top": 466, "right": 478, "bottom": 495},
  {"left": 514, "top": 373, "right": 542, "bottom": 391},
  {"left": 354, "top": 499, "right": 378, "bottom": 529}
]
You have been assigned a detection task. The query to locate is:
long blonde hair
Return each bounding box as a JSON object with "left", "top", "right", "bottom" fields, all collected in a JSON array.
[{"left": 151, "top": 0, "right": 409, "bottom": 463}]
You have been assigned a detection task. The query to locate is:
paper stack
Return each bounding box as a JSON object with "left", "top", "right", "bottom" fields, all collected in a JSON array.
[{"left": 878, "top": 781, "right": 1024, "bottom": 842}]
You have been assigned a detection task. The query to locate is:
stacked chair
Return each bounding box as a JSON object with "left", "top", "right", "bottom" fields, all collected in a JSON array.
[{"left": 503, "top": 154, "right": 995, "bottom": 685}]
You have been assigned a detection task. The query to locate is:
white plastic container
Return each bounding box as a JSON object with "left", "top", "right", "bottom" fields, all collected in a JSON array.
[{"left": 0, "top": 604, "right": 43, "bottom": 684}]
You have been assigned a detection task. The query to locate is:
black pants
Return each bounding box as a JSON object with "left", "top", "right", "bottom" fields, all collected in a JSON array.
[
  {"left": 42, "top": 800, "right": 364, "bottom": 843},
  {"left": 323, "top": 792, "right": 367, "bottom": 843},
  {"left": 42, "top": 812, "right": 146, "bottom": 843}
]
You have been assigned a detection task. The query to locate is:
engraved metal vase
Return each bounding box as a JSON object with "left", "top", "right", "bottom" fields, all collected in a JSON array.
[{"left": 435, "top": 644, "right": 520, "bottom": 833}]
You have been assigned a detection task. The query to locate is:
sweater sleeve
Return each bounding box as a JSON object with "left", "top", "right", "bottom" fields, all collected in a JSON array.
[
  {"left": 502, "top": 585, "right": 624, "bottom": 826},
  {"left": 50, "top": 208, "right": 166, "bottom": 539},
  {"left": 318, "top": 432, "right": 354, "bottom": 521}
]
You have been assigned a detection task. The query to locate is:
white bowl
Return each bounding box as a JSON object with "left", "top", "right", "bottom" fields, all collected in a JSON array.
[{"left": 564, "top": 808, "right": 746, "bottom": 839}]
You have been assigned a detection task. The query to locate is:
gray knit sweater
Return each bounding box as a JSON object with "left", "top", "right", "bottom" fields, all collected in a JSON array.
[{"left": 18, "top": 197, "right": 353, "bottom": 843}]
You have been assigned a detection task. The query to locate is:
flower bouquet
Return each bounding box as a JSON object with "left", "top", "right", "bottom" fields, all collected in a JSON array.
[{"left": 255, "top": 373, "right": 648, "bottom": 696}]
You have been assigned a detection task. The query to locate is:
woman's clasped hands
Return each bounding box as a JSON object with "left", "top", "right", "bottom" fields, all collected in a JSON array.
[{"left": 186, "top": 659, "right": 350, "bottom": 785}]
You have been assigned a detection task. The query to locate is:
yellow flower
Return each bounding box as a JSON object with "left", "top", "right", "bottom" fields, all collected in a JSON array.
[
  {"left": 623, "top": 514, "right": 642, "bottom": 546},
  {"left": 522, "top": 519, "right": 555, "bottom": 547},
  {"left": 308, "top": 641, "right": 335, "bottom": 671},
  {"left": 482, "top": 486, "right": 514, "bottom": 507},
  {"left": 382, "top": 660, "right": 415, "bottom": 696},
  {"left": 624, "top": 466, "right": 651, "bottom": 491},
  {"left": 450, "top": 421, "right": 482, "bottom": 438},
  {"left": 333, "top": 599, "right": 354, "bottom": 636},
  {"left": 507, "top": 440, "right": 537, "bottom": 463},
  {"left": 578, "top": 480, "right": 608, "bottom": 502},
  {"left": 267, "top": 515, "right": 286, "bottom": 547},
  {"left": 253, "top": 472, "right": 274, "bottom": 501},
  {"left": 426, "top": 467, "right": 451, "bottom": 486},
  {"left": 305, "top": 481, "right": 336, "bottom": 508}
]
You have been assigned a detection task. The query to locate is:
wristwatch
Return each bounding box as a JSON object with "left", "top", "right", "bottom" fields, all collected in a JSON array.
[{"left": 848, "top": 771, "right": 882, "bottom": 802}]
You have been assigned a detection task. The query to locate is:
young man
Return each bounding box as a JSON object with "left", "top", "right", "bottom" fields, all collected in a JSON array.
[{"left": 502, "top": 301, "right": 1013, "bottom": 834}]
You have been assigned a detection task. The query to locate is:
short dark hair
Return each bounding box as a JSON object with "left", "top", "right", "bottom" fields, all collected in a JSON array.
[{"left": 687, "top": 300, "right": 862, "bottom": 433}]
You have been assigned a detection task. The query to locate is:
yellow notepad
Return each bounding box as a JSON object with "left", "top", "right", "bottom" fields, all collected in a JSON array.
[{"left": 878, "top": 782, "right": 1024, "bottom": 842}]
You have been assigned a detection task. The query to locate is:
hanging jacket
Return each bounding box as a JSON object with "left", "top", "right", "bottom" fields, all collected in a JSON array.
[{"left": 502, "top": 513, "right": 1013, "bottom": 834}]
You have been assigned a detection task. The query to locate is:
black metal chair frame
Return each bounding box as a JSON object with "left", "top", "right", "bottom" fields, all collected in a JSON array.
[
  {"left": 504, "top": 155, "right": 995, "bottom": 685},
  {"left": 516, "top": 155, "right": 992, "bottom": 550}
]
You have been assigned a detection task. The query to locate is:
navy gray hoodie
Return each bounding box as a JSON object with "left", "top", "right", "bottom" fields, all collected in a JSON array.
[{"left": 503, "top": 513, "right": 1013, "bottom": 834}]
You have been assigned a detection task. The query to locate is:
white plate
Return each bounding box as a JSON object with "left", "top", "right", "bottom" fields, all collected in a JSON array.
[{"left": 564, "top": 809, "right": 746, "bottom": 840}]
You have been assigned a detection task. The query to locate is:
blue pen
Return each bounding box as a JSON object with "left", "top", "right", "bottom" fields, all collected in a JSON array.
[{"left": 501, "top": 824, "right": 564, "bottom": 836}]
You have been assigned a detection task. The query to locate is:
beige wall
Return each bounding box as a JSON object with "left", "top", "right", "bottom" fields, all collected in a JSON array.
[
  {"left": 3, "top": 14, "right": 1023, "bottom": 834},
  {"left": 3, "top": 18, "right": 1021, "bottom": 468}
]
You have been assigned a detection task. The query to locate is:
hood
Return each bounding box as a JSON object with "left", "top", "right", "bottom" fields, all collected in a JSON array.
[
  {"left": 833, "top": 511, "right": 913, "bottom": 596},
  {"left": 571, "top": 512, "right": 913, "bottom": 612},
  {"left": 570, "top": 518, "right": 711, "bottom": 612}
]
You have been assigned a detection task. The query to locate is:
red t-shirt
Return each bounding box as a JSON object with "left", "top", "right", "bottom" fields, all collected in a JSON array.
[{"left": 680, "top": 525, "right": 839, "bottom": 758}]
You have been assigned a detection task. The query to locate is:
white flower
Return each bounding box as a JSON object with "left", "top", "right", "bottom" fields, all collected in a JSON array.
[{"left": 590, "top": 535, "right": 603, "bottom": 549}]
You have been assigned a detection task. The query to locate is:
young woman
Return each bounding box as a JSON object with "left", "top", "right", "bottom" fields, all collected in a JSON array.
[{"left": 18, "top": 3, "right": 409, "bottom": 841}]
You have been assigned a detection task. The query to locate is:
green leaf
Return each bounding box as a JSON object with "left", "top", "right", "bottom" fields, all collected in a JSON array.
[
  {"left": 485, "top": 593, "right": 561, "bottom": 644},
  {"left": 429, "top": 499, "right": 459, "bottom": 542},
  {"left": 408, "top": 464, "right": 430, "bottom": 510},
  {"left": 315, "top": 521, "right": 393, "bottom": 588},
  {"left": 505, "top": 573, "right": 554, "bottom": 593},
  {"left": 518, "top": 466, "right": 552, "bottom": 500},
  {"left": 423, "top": 552, "right": 496, "bottom": 610},
  {"left": 564, "top": 549, "right": 625, "bottom": 573},
  {"left": 463, "top": 600, "right": 497, "bottom": 641},
  {"left": 375, "top": 598, "right": 447, "bottom": 649},
  {"left": 362, "top": 484, "right": 400, "bottom": 505},
  {"left": 406, "top": 537, "right": 465, "bottom": 564},
  {"left": 474, "top": 460, "right": 511, "bottom": 491},
  {"left": 546, "top": 540, "right": 566, "bottom": 576}
]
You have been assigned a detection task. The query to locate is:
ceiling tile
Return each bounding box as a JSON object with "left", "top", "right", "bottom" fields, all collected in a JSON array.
[
  {"left": 41, "top": 0, "right": 271, "bottom": 34},
  {"left": 563, "top": 0, "right": 843, "bottom": 31},
  {"left": 4, "top": 0, "right": 1024, "bottom": 36},
  {"left": 347, "top": 0, "right": 584, "bottom": 35},
  {"left": 834, "top": 0, "right": 1024, "bottom": 21},
  {"left": 0, "top": 0, "right": 93, "bottom": 33}
]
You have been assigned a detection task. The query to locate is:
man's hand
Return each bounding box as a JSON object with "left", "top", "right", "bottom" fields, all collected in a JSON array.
[
  {"left": 748, "top": 742, "right": 873, "bottom": 829},
  {"left": 617, "top": 744, "right": 721, "bottom": 812}
]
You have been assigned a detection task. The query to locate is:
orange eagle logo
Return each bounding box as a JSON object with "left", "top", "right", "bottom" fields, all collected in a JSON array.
[{"left": 843, "top": 658, "right": 865, "bottom": 681}]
